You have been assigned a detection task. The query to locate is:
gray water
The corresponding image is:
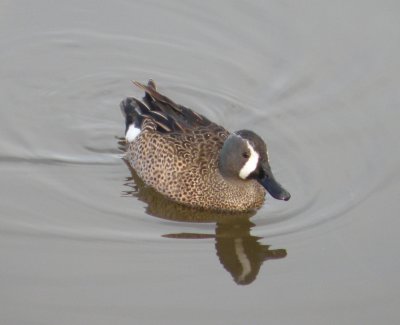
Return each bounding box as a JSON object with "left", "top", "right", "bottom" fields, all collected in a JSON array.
[{"left": 1, "top": 0, "right": 400, "bottom": 324}]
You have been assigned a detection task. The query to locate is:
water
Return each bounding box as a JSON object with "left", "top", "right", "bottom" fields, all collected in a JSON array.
[{"left": 1, "top": 0, "right": 400, "bottom": 324}]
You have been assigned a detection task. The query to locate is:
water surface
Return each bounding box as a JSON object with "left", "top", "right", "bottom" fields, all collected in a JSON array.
[{"left": 1, "top": 0, "right": 400, "bottom": 324}]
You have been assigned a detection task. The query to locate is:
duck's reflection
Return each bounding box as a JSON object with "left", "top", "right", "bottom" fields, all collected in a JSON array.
[
  {"left": 122, "top": 158, "right": 287, "bottom": 285},
  {"left": 215, "top": 220, "right": 286, "bottom": 285}
]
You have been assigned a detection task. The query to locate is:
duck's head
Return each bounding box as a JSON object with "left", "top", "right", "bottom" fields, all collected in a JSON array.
[{"left": 219, "top": 130, "right": 291, "bottom": 201}]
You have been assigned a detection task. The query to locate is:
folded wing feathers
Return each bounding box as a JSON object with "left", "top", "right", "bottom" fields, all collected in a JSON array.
[
  {"left": 132, "top": 81, "right": 183, "bottom": 113},
  {"left": 131, "top": 80, "right": 212, "bottom": 133}
]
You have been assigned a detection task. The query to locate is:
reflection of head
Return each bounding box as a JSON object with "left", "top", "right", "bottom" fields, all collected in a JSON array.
[{"left": 215, "top": 220, "right": 286, "bottom": 285}]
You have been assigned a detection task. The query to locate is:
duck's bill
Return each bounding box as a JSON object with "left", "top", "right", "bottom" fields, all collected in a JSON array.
[{"left": 258, "top": 169, "right": 291, "bottom": 201}]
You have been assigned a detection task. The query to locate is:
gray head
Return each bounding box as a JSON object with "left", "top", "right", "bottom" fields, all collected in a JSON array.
[{"left": 219, "top": 130, "right": 291, "bottom": 201}]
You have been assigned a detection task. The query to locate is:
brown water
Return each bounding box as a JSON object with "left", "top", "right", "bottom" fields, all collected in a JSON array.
[{"left": 1, "top": 0, "right": 400, "bottom": 324}]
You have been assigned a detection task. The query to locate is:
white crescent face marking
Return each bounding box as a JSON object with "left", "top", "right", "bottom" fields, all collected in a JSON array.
[
  {"left": 125, "top": 125, "right": 141, "bottom": 142},
  {"left": 239, "top": 141, "right": 259, "bottom": 179}
]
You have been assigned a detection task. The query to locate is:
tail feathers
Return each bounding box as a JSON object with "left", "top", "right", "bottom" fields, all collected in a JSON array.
[{"left": 120, "top": 97, "right": 145, "bottom": 134}]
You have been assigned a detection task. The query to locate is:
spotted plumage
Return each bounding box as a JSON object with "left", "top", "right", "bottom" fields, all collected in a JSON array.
[{"left": 120, "top": 80, "right": 290, "bottom": 212}]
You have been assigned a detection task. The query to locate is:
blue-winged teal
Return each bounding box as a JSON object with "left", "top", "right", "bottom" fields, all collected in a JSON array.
[{"left": 120, "top": 80, "right": 290, "bottom": 212}]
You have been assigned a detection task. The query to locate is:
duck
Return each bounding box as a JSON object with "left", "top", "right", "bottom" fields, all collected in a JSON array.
[{"left": 120, "top": 80, "right": 290, "bottom": 212}]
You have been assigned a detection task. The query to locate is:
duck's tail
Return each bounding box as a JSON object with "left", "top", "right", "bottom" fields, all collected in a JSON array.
[{"left": 119, "top": 96, "right": 144, "bottom": 142}]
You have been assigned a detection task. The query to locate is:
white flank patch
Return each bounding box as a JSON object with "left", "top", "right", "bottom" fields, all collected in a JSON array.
[
  {"left": 239, "top": 141, "right": 259, "bottom": 179},
  {"left": 125, "top": 125, "right": 141, "bottom": 142}
]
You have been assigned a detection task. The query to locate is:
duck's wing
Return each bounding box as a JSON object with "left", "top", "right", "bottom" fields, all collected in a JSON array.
[
  {"left": 130, "top": 80, "right": 221, "bottom": 133},
  {"left": 120, "top": 95, "right": 181, "bottom": 134}
]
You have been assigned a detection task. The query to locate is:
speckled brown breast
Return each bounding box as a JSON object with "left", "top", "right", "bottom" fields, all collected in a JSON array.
[{"left": 126, "top": 119, "right": 266, "bottom": 211}]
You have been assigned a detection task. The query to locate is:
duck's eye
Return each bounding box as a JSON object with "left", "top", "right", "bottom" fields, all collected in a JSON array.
[{"left": 242, "top": 152, "right": 250, "bottom": 159}]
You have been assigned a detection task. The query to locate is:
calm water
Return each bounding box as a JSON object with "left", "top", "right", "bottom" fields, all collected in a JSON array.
[{"left": 1, "top": 0, "right": 400, "bottom": 324}]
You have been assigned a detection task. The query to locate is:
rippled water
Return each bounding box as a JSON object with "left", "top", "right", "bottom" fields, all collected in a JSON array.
[{"left": 1, "top": 1, "right": 400, "bottom": 324}]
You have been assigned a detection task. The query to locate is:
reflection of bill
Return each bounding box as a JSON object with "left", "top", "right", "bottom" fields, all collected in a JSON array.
[{"left": 122, "top": 157, "right": 287, "bottom": 285}]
